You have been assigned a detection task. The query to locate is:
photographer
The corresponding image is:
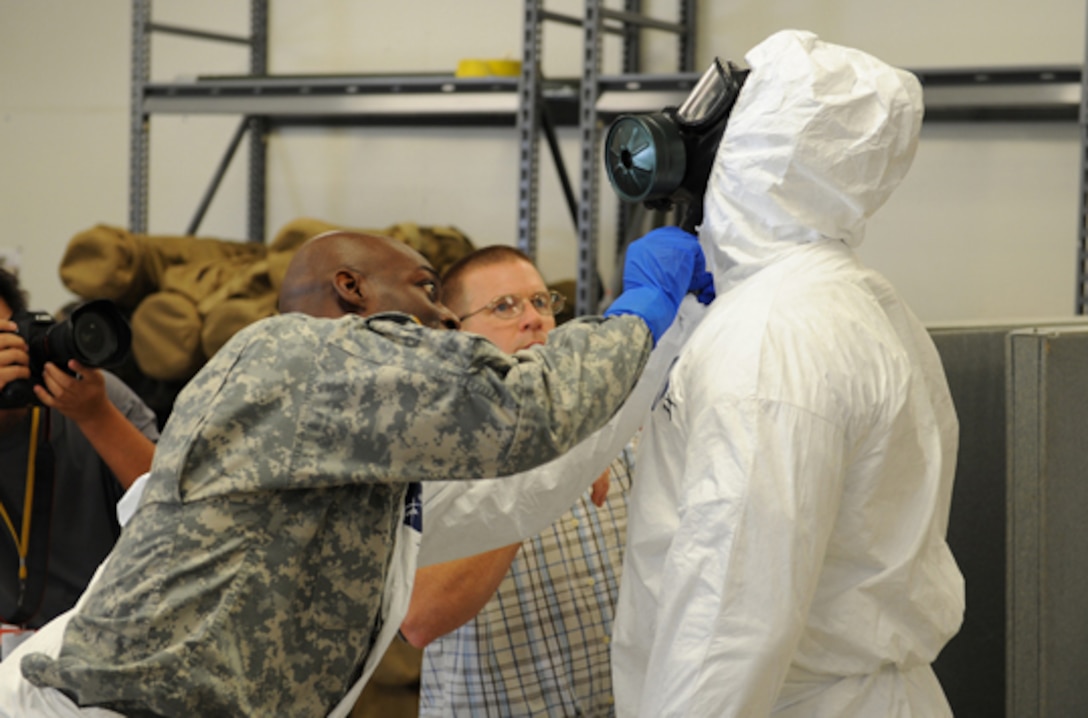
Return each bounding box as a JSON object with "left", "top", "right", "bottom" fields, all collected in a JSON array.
[{"left": 0, "top": 268, "right": 158, "bottom": 645}]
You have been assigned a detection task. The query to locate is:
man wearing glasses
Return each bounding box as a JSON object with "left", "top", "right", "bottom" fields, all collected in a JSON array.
[{"left": 401, "top": 245, "right": 632, "bottom": 717}]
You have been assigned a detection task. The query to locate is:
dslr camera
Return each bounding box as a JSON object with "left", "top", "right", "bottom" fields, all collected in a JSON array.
[{"left": 0, "top": 299, "right": 132, "bottom": 409}]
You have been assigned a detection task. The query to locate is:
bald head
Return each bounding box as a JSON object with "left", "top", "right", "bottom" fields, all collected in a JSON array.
[
  {"left": 278, "top": 231, "right": 376, "bottom": 317},
  {"left": 277, "top": 231, "right": 459, "bottom": 330}
]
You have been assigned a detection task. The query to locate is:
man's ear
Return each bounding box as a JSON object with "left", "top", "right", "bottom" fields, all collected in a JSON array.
[{"left": 333, "top": 268, "right": 367, "bottom": 312}]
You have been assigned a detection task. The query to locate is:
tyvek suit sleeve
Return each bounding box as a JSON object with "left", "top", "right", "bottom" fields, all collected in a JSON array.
[
  {"left": 418, "top": 298, "right": 705, "bottom": 566},
  {"left": 637, "top": 392, "right": 847, "bottom": 717}
]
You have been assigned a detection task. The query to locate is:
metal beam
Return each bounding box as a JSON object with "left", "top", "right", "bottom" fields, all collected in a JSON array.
[
  {"left": 186, "top": 119, "right": 250, "bottom": 236},
  {"left": 247, "top": 0, "right": 268, "bottom": 243},
  {"left": 138, "top": 67, "right": 1086, "bottom": 124},
  {"left": 147, "top": 22, "right": 251, "bottom": 46},
  {"left": 517, "top": 0, "right": 543, "bottom": 259},
  {"left": 1078, "top": 9, "right": 1088, "bottom": 313},
  {"left": 577, "top": 0, "right": 604, "bottom": 316},
  {"left": 129, "top": 0, "right": 151, "bottom": 234}
]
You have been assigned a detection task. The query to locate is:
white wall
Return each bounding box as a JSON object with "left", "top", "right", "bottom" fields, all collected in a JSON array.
[{"left": 1, "top": 0, "right": 1085, "bottom": 322}]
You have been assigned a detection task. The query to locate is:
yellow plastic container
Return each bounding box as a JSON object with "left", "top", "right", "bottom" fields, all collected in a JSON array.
[{"left": 455, "top": 58, "right": 522, "bottom": 78}]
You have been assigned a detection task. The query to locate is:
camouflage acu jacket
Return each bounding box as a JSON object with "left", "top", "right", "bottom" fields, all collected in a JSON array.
[{"left": 20, "top": 311, "right": 650, "bottom": 717}]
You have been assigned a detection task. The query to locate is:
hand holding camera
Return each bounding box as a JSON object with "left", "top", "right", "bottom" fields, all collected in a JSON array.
[
  {"left": 34, "top": 359, "right": 109, "bottom": 424},
  {"left": 0, "top": 320, "right": 31, "bottom": 397}
]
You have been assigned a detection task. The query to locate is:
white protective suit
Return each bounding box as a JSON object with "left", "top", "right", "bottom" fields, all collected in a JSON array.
[{"left": 610, "top": 30, "right": 965, "bottom": 717}]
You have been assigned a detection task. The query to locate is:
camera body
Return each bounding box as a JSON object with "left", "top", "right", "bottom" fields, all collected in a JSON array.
[{"left": 0, "top": 299, "right": 132, "bottom": 409}]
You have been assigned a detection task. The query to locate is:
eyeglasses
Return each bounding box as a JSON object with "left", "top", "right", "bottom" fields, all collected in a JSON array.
[{"left": 459, "top": 290, "right": 566, "bottom": 322}]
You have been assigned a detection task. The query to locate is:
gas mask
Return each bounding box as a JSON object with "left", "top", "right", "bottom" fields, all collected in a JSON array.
[{"left": 604, "top": 58, "right": 748, "bottom": 232}]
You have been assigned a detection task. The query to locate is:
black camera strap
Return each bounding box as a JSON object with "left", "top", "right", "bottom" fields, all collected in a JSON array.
[{"left": 0, "top": 407, "right": 57, "bottom": 626}]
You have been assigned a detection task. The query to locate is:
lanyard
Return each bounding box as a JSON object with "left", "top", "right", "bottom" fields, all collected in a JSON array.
[
  {"left": 0, "top": 406, "right": 55, "bottom": 626},
  {"left": 0, "top": 407, "right": 41, "bottom": 583}
]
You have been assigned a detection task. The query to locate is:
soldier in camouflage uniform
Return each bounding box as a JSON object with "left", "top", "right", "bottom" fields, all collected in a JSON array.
[{"left": 0, "top": 230, "right": 710, "bottom": 717}]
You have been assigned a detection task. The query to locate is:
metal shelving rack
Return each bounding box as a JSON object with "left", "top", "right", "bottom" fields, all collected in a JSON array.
[
  {"left": 519, "top": 0, "right": 697, "bottom": 314},
  {"left": 129, "top": 0, "right": 700, "bottom": 315},
  {"left": 129, "top": 1, "right": 1087, "bottom": 313},
  {"left": 130, "top": 0, "right": 269, "bottom": 242}
]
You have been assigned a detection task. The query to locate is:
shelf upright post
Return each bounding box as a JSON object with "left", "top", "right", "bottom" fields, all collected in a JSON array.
[
  {"left": 1078, "top": 6, "right": 1088, "bottom": 313},
  {"left": 576, "top": 0, "right": 605, "bottom": 316},
  {"left": 130, "top": 0, "right": 152, "bottom": 234},
  {"left": 593, "top": 0, "right": 697, "bottom": 313},
  {"left": 517, "top": 0, "right": 545, "bottom": 259},
  {"left": 247, "top": 0, "right": 269, "bottom": 243},
  {"left": 613, "top": 0, "right": 642, "bottom": 279},
  {"left": 622, "top": 0, "right": 641, "bottom": 73},
  {"left": 677, "top": 0, "right": 695, "bottom": 72}
]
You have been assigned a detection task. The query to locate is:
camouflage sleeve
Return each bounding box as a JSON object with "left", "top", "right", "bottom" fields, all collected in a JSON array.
[
  {"left": 481, "top": 314, "right": 651, "bottom": 475},
  {"left": 159, "top": 312, "right": 652, "bottom": 499},
  {"left": 330, "top": 313, "right": 651, "bottom": 484}
]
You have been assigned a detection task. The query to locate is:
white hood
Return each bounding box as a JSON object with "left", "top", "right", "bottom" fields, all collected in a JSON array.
[{"left": 700, "top": 29, "right": 924, "bottom": 290}]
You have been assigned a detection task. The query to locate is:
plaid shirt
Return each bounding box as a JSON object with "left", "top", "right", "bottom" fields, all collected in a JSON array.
[{"left": 420, "top": 446, "right": 634, "bottom": 717}]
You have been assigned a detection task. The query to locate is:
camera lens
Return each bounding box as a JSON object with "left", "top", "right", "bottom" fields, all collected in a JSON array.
[
  {"left": 42, "top": 300, "right": 131, "bottom": 370},
  {"left": 72, "top": 309, "right": 120, "bottom": 365}
]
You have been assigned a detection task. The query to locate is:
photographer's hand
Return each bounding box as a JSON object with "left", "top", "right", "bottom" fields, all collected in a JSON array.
[
  {"left": 0, "top": 321, "right": 31, "bottom": 393},
  {"left": 35, "top": 360, "right": 155, "bottom": 489},
  {"left": 35, "top": 359, "right": 109, "bottom": 423}
]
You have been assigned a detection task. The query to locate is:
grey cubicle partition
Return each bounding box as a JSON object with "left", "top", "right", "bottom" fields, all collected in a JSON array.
[
  {"left": 927, "top": 321, "right": 1088, "bottom": 718},
  {"left": 929, "top": 324, "right": 1014, "bottom": 718},
  {"left": 1006, "top": 327, "right": 1088, "bottom": 717}
]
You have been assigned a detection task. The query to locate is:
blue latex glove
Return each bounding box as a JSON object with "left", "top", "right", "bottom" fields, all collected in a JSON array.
[{"left": 604, "top": 226, "right": 715, "bottom": 344}]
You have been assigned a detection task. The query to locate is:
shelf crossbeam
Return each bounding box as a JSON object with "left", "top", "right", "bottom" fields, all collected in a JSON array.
[
  {"left": 138, "top": 66, "right": 1086, "bottom": 125},
  {"left": 146, "top": 22, "right": 252, "bottom": 46}
]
